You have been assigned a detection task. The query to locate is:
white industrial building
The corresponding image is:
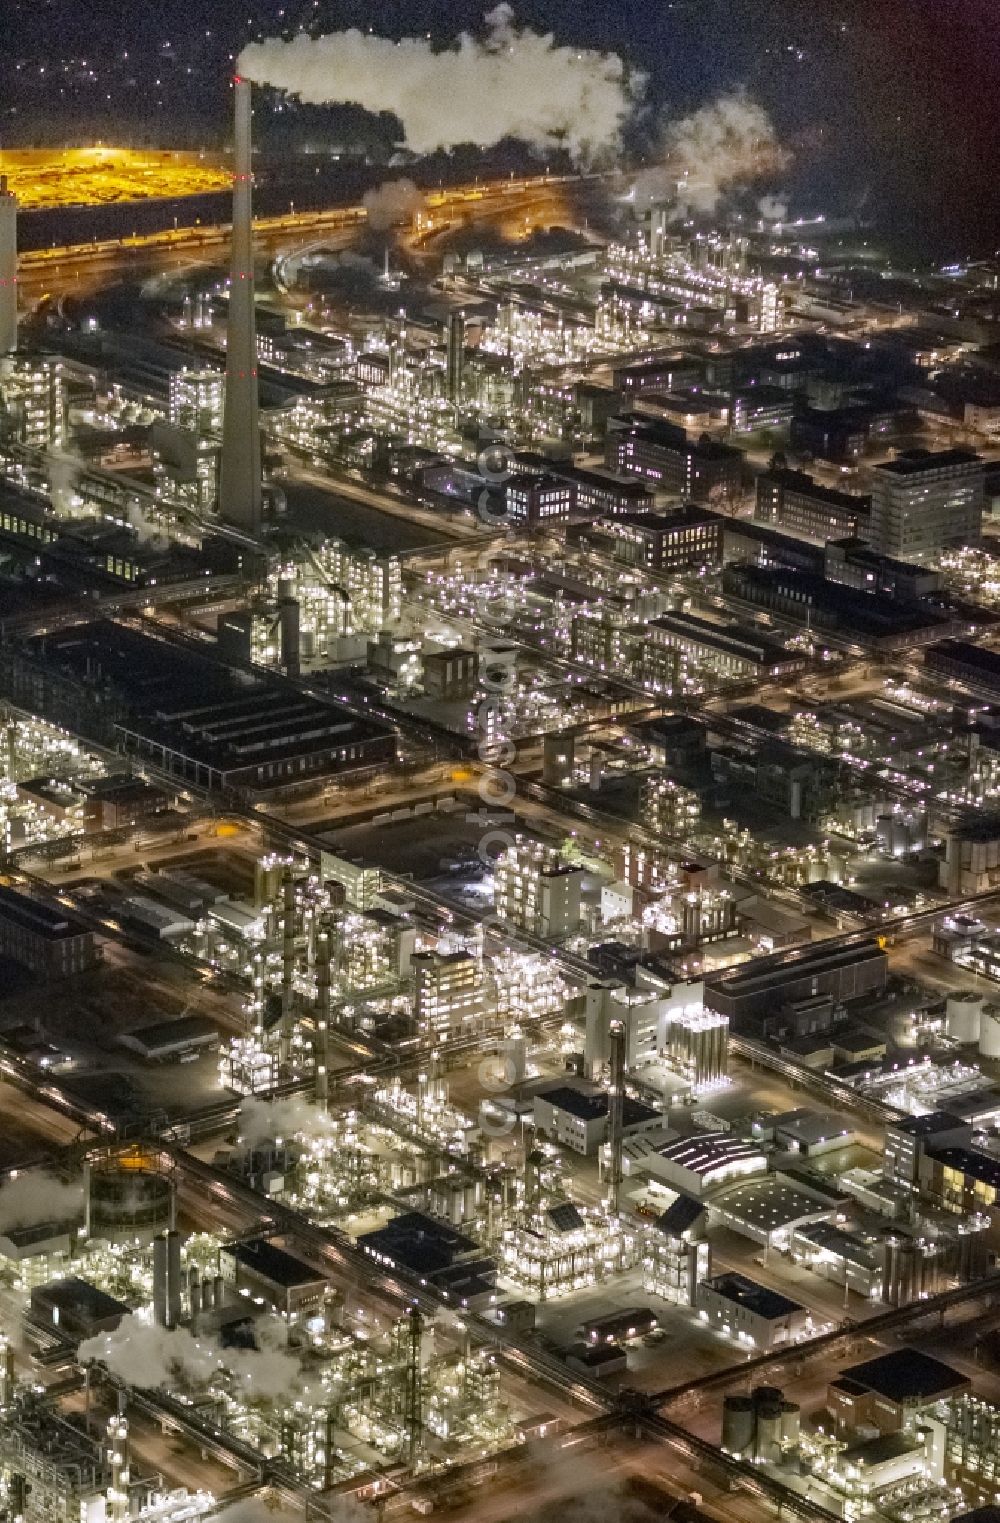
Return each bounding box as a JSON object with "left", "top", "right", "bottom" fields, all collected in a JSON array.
[
  {"left": 622, "top": 1131, "right": 767, "bottom": 1197},
  {"left": 696, "top": 1272, "right": 809, "bottom": 1351}
]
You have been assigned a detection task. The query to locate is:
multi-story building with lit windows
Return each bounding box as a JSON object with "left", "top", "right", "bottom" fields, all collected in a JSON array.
[
  {"left": 494, "top": 837, "right": 585, "bottom": 939},
  {"left": 0, "top": 355, "right": 65, "bottom": 449},
  {"left": 755, "top": 465, "right": 871, "bottom": 542},
  {"left": 643, "top": 775, "right": 702, "bottom": 839},
  {"left": 413, "top": 950, "right": 486, "bottom": 1037},
  {"left": 503, "top": 473, "right": 575, "bottom": 524},
  {"left": 870, "top": 449, "right": 984, "bottom": 562},
  {"left": 606, "top": 418, "right": 743, "bottom": 503},
  {"left": 168, "top": 367, "right": 224, "bottom": 434},
  {"left": 610, "top": 504, "right": 724, "bottom": 571}
]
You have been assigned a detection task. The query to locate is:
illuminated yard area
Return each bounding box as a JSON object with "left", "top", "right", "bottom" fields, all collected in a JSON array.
[{"left": 0, "top": 147, "right": 229, "bottom": 209}]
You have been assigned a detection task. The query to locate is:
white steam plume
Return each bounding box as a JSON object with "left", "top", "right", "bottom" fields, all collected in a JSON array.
[
  {"left": 363, "top": 178, "right": 426, "bottom": 232},
  {"left": 0, "top": 1171, "right": 84, "bottom": 1233},
  {"left": 79, "top": 1313, "right": 307, "bottom": 1403},
  {"left": 79, "top": 1317, "right": 220, "bottom": 1390},
  {"left": 238, "top": 5, "right": 643, "bottom": 163},
  {"left": 632, "top": 89, "right": 789, "bottom": 217},
  {"left": 238, "top": 1094, "right": 338, "bottom": 1148},
  {"left": 758, "top": 193, "right": 789, "bottom": 222}
]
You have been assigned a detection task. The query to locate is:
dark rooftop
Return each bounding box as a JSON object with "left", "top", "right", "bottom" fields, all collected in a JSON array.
[
  {"left": 33, "top": 1277, "right": 129, "bottom": 1321},
  {"left": 358, "top": 1211, "right": 479, "bottom": 1276},
  {"left": 0, "top": 884, "right": 91, "bottom": 943},
  {"left": 925, "top": 1146, "right": 1000, "bottom": 1188},
  {"left": 875, "top": 448, "right": 981, "bottom": 476},
  {"left": 703, "top": 1272, "right": 804, "bottom": 1321},
  {"left": 230, "top": 1238, "right": 326, "bottom": 1289},
  {"left": 656, "top": 1193, "right": 706, "bottom": 1237},
  {"left": 840, "top": 1346, "right": 969, "bottom": 1404},
  {"left": 891, "top": 1111, "right": 969, "bottom": 1136},
  {"left": 538, "top": 1086, "right": 660, "bottom": 1129}
]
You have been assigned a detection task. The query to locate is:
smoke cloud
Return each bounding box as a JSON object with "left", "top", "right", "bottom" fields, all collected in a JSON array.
[
  {"left": 363, "top": 178, "right": 426, "bottom": 232},
  {"left": 632, "top": 90, "right": 789, "bottom": 217},
  {"left": 80, "top": 1312, "right": 306, "bottom": 1403},
  {"left": 238, "top": 6, "right": 643, "bottom": 163},
  {"left": 0, "top": 1171, "right": 84, "bottom": 1233}
]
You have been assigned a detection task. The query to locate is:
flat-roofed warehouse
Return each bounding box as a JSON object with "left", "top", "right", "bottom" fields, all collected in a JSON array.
[
  {"left": 705, "top": 939, "right": 888, "bottom": 1025},
  {"left": 219, "top": 1238, "right": 328, "bottom": 1319},
  {"left": 828, "top": 1346, "right": 970, "bottom": 1433},
  {"left": 6, "top": 620, "right": 394, "bottom": 791}
]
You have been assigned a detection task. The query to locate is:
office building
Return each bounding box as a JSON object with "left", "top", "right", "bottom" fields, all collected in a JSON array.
[
  {"left": 610, "top": 505, "right": 724, "bottom": 571},
  {"left": 0, "top": 884, "right": 97, "bottom": 979},
  {"left": 504, "top": 473, "right": 575, "bottom": 524},
  {"left": 647, "top": 609, "right": 807, "bottom": 682},
  {"left": 870, "top": 449, "right": 984, "bottom": 562},
  {"left": 532, "top": 1084, "right": 661, "bottom": 1156},
  {"left": 755, "top": 465, "right": 871, "bottom": 541},
  {"left": 721, "top": 562, "right": 955, "bottom": 652},
  {"left": 606, "top": 418, "right": 743, "bottom": 503}
]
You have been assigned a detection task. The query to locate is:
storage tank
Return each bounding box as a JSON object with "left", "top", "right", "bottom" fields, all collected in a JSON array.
[
  {"left": 946, "top": 992, "right": 984, "bottom": 1044},
  {"left": 881, "top": 1234, "right": 914, "bottom": 1307},
  {"left": 85, "top": 1149, "right": 174, "bottom": 1243},
  {"left": 753, "top": 1399, "right": 783, "bottom": 1465},
  {"left": 780, "top": 1401, "right": 801, "bottom": 1450},
  {"left": 721, "top": 1395, "right": 755, "bottom": 1456},
  {"left": 980, "top": 1005, "right": 1000, "bottom": 1059}
]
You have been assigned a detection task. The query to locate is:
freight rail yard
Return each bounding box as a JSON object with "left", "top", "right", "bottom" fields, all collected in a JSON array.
[
  {"left": 0, "top": 23, "right": 998, "bottom": 1523},
  {"left": 0, "top": 148, "right": 231, "bottom": 211}
]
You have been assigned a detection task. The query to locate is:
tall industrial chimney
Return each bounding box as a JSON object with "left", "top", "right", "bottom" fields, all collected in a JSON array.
[
  {"left": 445, "top": 310, "right": 465, "bottom": 405},
  {"left": 0, "top": 176, "right": 18, "bottom": 354},
  {"left": 219, "top": 77, "right": 263, "bottom": 535},
  {"left": 607, "top": 1019, "right": 626, "bottom": 1216}
]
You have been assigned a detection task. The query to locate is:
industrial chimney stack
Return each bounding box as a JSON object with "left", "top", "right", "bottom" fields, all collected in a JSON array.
[
  {"left": 218, "top": 77, "right": 263, "bottom": 535},
  {"left": 0, "top": 176, "right": 18, "bottom": 355}
]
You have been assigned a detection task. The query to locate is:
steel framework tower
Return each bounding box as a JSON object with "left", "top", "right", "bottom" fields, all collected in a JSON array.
[{"left": 218, "top": 77, "right": 263, "bottom": 534}]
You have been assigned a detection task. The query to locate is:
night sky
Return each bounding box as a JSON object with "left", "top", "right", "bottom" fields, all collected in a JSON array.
[{"left": 3, "top": 0, "right": 997, "bottom": 258}]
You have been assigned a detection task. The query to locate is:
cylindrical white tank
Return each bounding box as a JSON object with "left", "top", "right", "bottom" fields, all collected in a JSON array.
[
  {"left": 980, "top": 1006, "right": 1000, "bottom": 1059},
  {"left": 754, "top": 1401, "right": 783, "bottom": 1465},
  {"left": 780, "top": 1401, "right": 801, "bottom": 1450},
  {"left": 947, "top": 992, "right": 984, "bottom": 1044}
]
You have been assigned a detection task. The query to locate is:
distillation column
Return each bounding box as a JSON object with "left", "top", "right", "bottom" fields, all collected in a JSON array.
[{"left": 315, "top": 930, "right": 331, "bottom": 1106}]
